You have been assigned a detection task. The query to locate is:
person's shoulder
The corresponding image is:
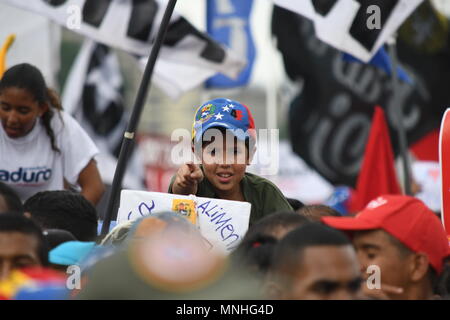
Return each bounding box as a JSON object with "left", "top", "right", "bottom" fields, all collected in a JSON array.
[
  {"left": 243, "top": 172, "right": 283, "bottom": 193},
  {"left": 52, "top": 111, "right": 88, "bottom": 136},
  {"left": 49, "top": 110, "right": 72, "bottom": 133}
]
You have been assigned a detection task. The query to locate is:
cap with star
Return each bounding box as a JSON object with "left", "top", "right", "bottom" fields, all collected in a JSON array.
[{"left": 192, "top": 98, "right": 256, "bottom": 145}]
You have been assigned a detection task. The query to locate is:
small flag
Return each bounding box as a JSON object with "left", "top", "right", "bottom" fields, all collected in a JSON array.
[
  {"left": 349, "top": 106, "right": 402, "bottom": 212},
  {"left": 273, "top": 0, "right": 424, "bottom": 62}
]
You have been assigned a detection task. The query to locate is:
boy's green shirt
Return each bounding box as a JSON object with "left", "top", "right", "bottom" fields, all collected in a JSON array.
[{"left": 168, "top": 169, "right": 293, "bottom": 224}]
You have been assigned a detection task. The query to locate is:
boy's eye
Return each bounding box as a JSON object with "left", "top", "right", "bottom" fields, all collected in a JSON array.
[
  {"left": 313, "top": 281, "right": 338, "bottom": 295},
  {"left": 348, "top": 278, "right": 363, "bottom": 293},
  {"left": 18, "top": 107, "right": 31, "bottom": 115}
]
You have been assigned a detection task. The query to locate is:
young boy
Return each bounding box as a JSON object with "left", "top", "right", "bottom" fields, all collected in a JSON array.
[{"left": 169, "top": 98, "right": 293, "bottom": 224}]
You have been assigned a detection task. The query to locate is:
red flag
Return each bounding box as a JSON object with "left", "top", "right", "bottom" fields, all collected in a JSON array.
[{"left": 349, "top": 106, "right": 402, "bottom": 212}]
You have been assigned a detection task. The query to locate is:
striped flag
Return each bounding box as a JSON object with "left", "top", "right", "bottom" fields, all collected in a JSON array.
[
  {"left": 0, "top": 0, "right": 246, "bottom": 98},
  {"left": 62, "top": 39, "right": 144, "bottom": 190},
  {"left": 274, "top": 0, "right": 424, "bottom": 62}
]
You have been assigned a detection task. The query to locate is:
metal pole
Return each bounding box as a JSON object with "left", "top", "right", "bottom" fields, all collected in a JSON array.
[
  {"left": 387, "top": 40, "right": 413, "bottom": 196},
  {"left": 101, "top": 0, "right": 178, "bottom": 235}
]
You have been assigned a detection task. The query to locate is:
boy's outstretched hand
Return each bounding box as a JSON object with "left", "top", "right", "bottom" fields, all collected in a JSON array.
[{"left": 172, "top": 162, "right": 204, "bottom": 195}]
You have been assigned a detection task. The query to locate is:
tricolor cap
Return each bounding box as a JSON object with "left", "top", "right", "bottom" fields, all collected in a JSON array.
[
  {"left": 322, "top": 195, "right": 450, "bottom": 274},
  {"left": 192, "top": 98, "right": 256, "bottom": 146}
]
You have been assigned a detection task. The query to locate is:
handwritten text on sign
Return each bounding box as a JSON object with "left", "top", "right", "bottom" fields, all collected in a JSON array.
[{"left": 117, "top": 190, "right": 251, "bottom": 253}]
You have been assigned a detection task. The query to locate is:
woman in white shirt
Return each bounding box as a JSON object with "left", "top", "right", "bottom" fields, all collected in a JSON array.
[{"left": 0, "top": 63, "right": 104, "bottom": 204}]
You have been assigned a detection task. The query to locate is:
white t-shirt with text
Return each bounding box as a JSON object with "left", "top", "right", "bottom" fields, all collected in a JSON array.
[{"left": 0, "top": 111, "right": 99, "bottom": 201}]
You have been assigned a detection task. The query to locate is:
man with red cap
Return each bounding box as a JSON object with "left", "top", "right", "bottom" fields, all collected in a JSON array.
[{"left": 322, "top": 195, "right": 450, "bottom": 300}]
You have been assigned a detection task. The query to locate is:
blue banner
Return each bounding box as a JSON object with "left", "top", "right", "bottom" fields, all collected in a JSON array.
[{"left": 206, "top": 0, "right": 255, "bottom": 88}]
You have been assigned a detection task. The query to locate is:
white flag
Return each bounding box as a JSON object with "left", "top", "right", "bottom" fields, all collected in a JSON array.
[
  {"left": 1, "top": 0, "right": 246, "bottom": 97},
  {"left": 62, "top": 39, "right": 144, "bottom": 189},
  {"left": 273, "top": 0, "right": 424, "bottom": 62}
]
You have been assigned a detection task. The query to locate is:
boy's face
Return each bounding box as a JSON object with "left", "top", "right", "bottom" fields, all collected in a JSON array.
[{"left": 199, "top": 130, "right": 251, "bottom": 197}]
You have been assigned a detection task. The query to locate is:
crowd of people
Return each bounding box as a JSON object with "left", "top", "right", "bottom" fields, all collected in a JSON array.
[{"left": 0, "top": 63, "right": 449, "bottom": 300}]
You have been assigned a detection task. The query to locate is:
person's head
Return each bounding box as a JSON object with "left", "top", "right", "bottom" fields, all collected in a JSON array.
[
  {"left": 246, "top": 211, "right": 310, "bottom": 240},
  {"left": 24, "top": 191, "right": 98, "bottom": 242},
  {"left": 286, "top": 198, "right": 304, "bottom": 211},
  {"left": 0, "top": 213, "right": 48, "bottom": 280},
  {"left": 0, "top": 63, "right": 62, "bottom": 151},
  {"left": 0, "top": 182, "right": 23, "bottom": 214},
  {"left": 267, "top": 223, "right": 362, "bottom": 300},
  {"left": 322, "top": 195, "right": 450, "bottom": 300},
  {"left": 233, "top": 212, "right": 309, "bottom": 277},
  {"left": 191, "top": 98, "right": 256, "bottom": 198},
  {"left": 43, "top": 229, "right": 77, "bottom": 251},
  {"left": 298, "top": 204, "right": 341, "bottom": 222}
]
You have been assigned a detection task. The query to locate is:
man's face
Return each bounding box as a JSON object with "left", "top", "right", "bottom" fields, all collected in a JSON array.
[
  {"left": 0, "top": 232, "right": 41, "bottom": 280},
  {"left": 283, "top": 245, "right": 363, "bottom": 300},
  {"left": 200, "top": 131, "right": 249, "bottom": 198},
  {"left": 353, "top": 229, "right": 410, "bottom": 298}
]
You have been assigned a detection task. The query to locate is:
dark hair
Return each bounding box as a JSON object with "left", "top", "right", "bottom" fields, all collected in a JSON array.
[
  {"left": 0, "top": 182, "right": 23, "bottom": 213},
  {"left": 24, "top": 191, "right": 98, "bottom": 241},
  {"left": 270, "top": 223, "right": 351, "bottom": 277},
  {"left": 286, "top": 198, "right": 304, "bottom": 211},
  {"left": 436, "top": 259, "right": 450, "bottom": 298},
  {"left": 194, "top": 126, "right": 256, "bottom": 159},
  {"left": 245, "top": 211, "right": 310, "bottom": 240},
  {"left": 43, "top": 229, "right": 77, "bottom": 250},
  {"left": 298, "top": 204, "right": 341, "bottom": 221},
  {"left": 0, "top": 212, "right": 49, "bottom": 266},
  {"left": 0, "top": 63, "right": 63, "bottom": 152},
  {"left": 232, "top": 234, "right": 278, "bottom": 276},
  {"left": 232, "top": 212, "right": 309, "bottom": 276}
]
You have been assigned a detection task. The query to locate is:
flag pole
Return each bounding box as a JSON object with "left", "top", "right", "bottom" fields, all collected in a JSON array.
[
  {"left": 387, "top": 37, "right": 413, "bottom": 196},
  {"left": 101, "top": 0, "right": 178, "bottom": 236}
]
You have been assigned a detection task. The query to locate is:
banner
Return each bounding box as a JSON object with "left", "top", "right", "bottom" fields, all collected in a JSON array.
[
  {"left": 439, "top": 109, "right": 450, "bottom": 243},
  {"left": 272, "top": 6, "right": 446, "bottom": 186},
  {"left": 206, "top": 0, "right": 255, "bottom": 88},
  {"left": 273, "top": 0, "right": 424, "bottom": 62},
  {"left": 1, "top": 0, "right": 246, "bottom": 98},
  {"left": 117, "top": 190, "right": 251, "bottom": 253}
]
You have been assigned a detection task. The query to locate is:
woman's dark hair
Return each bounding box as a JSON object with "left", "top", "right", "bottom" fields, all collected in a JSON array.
[{"left": 0, "top": 63, "right": 63, "bottom": 152}]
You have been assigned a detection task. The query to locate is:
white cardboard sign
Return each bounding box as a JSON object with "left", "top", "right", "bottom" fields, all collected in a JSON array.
[{"left": 117, "top": 190, "right": 251, "bottom": 254}]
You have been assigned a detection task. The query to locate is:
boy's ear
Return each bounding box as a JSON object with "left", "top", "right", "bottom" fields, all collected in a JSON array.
[
  {"left": 192, "top": 143, "right": 202, "bottom": 163},
  {"left": 247, "top": 146, "right": 256, "bottom": 165}
]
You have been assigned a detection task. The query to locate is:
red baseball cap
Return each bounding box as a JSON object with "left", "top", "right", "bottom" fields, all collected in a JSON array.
[{"left": 322, "top": 195, "right": 450, "bottom": 274}]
